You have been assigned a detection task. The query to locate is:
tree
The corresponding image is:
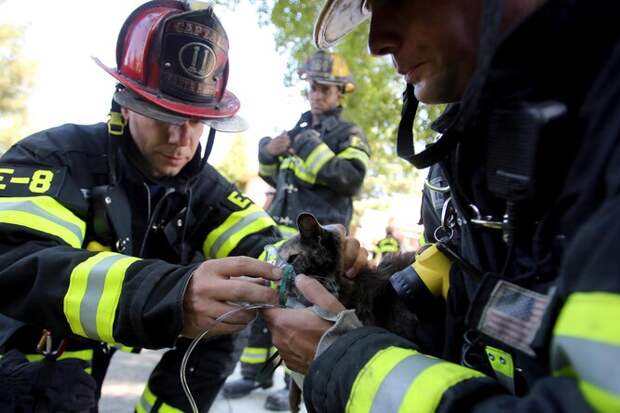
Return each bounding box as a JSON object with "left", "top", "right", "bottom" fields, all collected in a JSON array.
[
  {"left": 0, "top": 19, "right": 34, "bottom": 151},
  {"left": 214, "top": 1, "right": 443, "bottom": 229},
  {"left": 215, "top": 134, "right": 253, "bottom": 191}
]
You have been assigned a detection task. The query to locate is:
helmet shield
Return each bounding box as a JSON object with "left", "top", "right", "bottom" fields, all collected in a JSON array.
[
  {"left": 298, "top": 50, "right": 355, "bottom": 93},
  {"left": 314, "top": 0, "right": 370, "bottom": 49},
  {"left": 112, "top": 89, "right": 248, "bottom": 132},
  {"left": 95, "top": 0, "right": 246, "bottom": 131}
]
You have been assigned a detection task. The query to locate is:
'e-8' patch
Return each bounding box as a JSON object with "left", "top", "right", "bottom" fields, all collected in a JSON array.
[{"left": 0, "top": 164, "right": 65, "bottom": 197}]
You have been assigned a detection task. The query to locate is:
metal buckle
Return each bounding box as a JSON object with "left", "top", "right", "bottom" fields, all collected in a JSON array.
[
  {"left": 469, "top": 204, "right": 505, "bottom": 230},
  {"left": 36, "top": 329, "right": 67, "bottom": 359}
]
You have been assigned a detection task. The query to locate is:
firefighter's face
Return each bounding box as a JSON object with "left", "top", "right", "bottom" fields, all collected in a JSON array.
[
  {"left": 308, "top": 82, "right": 342, "bottom": 115},
  {"left": 367, "top": 0, "right": 481, "bottom": 104},
  {"left": 122, "top": 108, "right": 203, "bottom": 178}
]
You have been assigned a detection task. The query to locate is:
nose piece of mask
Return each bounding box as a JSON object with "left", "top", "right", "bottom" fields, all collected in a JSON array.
[{"left": 264, "top": 245, "right": 308, "bottom": 307}]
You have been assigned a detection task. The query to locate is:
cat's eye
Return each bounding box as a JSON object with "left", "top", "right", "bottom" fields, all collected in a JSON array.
[{"left": 287, "top": 254, "right": 299, "bottom": 264}]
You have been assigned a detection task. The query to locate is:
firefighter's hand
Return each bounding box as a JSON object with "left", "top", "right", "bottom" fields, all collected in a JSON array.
[
  {"left": 266, "top": 131, "right": 291, "bottom": 155},
  {"left": 263, "top": 274, "right": 345, "bottom": 373},
  {"left": 343, "top": 236, "right": 371, "bottom": 280},
  {"left": 182, "top": 257, "right": 281, "bottom": 337}
]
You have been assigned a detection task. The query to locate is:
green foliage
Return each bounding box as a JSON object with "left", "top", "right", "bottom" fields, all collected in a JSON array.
[
  {"left": 214, "top": 0, "right": 443, "bottom": 214},
  {"left": 215, "top": 134, "right": 252, "bottom": 191},
  {"left": 0, "top": 22, "right": 34, "bottom": 150}
]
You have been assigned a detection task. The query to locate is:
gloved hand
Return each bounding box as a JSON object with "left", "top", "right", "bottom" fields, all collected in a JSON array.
[{"left": 0, "top": 349, "right": 97, "bottom": 412}]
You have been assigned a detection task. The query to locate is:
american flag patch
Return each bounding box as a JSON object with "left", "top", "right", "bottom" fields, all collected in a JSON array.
[{"left": 478, "top": 280, "right": 552, "bottom": 356}]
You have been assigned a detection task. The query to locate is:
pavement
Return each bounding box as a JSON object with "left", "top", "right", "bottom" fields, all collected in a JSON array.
[{"left": 99, "top": 349, "right": 305, "bottom": 412}]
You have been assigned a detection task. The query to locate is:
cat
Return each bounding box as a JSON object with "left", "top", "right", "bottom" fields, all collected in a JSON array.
[{"left": 275, "top": 213, "right": 419, "bottom": 413}]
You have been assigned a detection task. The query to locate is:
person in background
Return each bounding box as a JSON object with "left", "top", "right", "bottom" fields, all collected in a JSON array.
[{"left": 223, "top": 50, "right": 370, "bottom": 411}]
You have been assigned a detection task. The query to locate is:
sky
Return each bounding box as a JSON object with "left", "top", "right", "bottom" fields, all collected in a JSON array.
[{"left": 0, "top": 0, "right": 308, "bottom": 167}]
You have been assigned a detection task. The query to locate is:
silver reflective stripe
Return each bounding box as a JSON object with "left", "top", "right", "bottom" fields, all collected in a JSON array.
[
  {"left": 552, "top": 336, "right": 620, "bottom": 395},
  {"left": 306, "top": 145, "right": 333, "bottom": 174},
  {"left": 80, "top": 255, "right": 128, "bottom": 341},
  {"left": 0, "top": 200, "right": 83, "bottom": 243},
  {"left": 369, "top": 354, "right": 438, "bottom": 413},
  {"left": 209, "top": 211, "right": 267, "bottom": 258},
  {"left": 139, "top": 394, "right": 152, "bottom": 412}
]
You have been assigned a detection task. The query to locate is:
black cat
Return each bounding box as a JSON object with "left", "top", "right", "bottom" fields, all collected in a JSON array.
[{"left": 276, "top": 213, "right": 419, "bottom": 413}]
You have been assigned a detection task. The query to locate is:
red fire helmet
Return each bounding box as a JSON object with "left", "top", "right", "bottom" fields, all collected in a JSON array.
[{"left": 94, "top": 0, "right": 246, "bottom": 132}]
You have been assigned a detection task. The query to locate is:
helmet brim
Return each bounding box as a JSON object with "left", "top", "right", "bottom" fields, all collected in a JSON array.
[
  {"left": 113, "top": 89, "right": 248, "bottom": 133},
  {"left": 94, "top": 57, "right": 241, "bottom": 121},
  {"left": 314, "top": 0, "right": 370, "bottom": 49}
]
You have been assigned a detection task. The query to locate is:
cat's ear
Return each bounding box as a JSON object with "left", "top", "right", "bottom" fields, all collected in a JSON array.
[{"left": 297, "top": 213, "right": 322, "bottom": 239}]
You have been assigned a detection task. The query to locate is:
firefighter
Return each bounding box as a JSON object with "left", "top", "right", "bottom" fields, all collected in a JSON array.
[
  {"left": 223, "top": 50, "right": 370, "bottom": 410},
  {"left": 0, "top": 2, "right": 283, "bottom": 411},
  {"left": 373, "top": 226, "right": 401, "bottom": 261},
  {"left": 257, "top": 49, "right": 369, "bottom": 237},
  {"left": 264, "top": 0, "right": 620, "bottom": 412}
]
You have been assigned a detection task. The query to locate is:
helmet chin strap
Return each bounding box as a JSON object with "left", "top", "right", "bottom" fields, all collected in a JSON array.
[
  {"left": 396, "top": 0, "right": 504, "bottom": 169},
  {"left": 199, "top": 127, "right": 216, "bottom": 171}
]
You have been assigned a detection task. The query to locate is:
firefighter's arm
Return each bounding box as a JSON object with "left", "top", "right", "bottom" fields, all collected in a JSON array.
[
  {"left": 290, "top": 127, "right": 370, "bottom": 196},
  {"left": 196, "top": 172, "right": 282, "bottom": 260},
  {"left": 303, "top": 201, "right": 620, "bottom": 413},
  {"left": 0, "top": 160, "right": 199, "bottom": 349},
  {"left": 258, "top": 135, "right": 284, "bottom": 187}
]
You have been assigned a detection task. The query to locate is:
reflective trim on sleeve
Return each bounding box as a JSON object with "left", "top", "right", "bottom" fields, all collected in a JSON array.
[
  {"left": 136, "top": 384, "right": 184, "bottom": 413},
  {"left": 0, "top": 196, "right": 86, "bottom": 248},
  {"left": 279, "top": 144, "right": 335, "bottom": 185},
  {"left": 26, "top": 349, "right": 94, "bottom": 374},
  {"left": 64, "top": 252, "right": 141, "bottom": 343},
  {"left": 346, "top": 347, "right": 485, "bottom": 413},
  {"left": 259, "top": 162, "right": 278, "bottom": 177},
  {"left": 552, "top": 292, "right": 620, "bottom": 411},
  {"left": 203, "top": 204, "right": 276, "bottom": 259},
  {"left": 240, "top": 347, "right": 270, "bottom": 364},
  {"left": 305, "top": 143, "right": 335, "bottom": 175},
  {"left": 337, "top": 147, "right": 370, "bottom": 169}
]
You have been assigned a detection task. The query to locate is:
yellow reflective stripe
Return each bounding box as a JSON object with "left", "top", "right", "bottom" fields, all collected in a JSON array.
[
  {"left": 241, "top": 354, "right": 269, "bottom": 364},
  {"left": 337, "top": 147, "right": 370, "bottom": 168},
  {"left": 278, "top": 225, "right": 298, "bottom": 239},
  {"left": 26, "top": 349, "right": 93, "bottom": 374},
  {"left": 64, "top": 252, "right": 140, "bottom": 343},
  {"left": 0, "top": 196, "right": 86, "bottom": 247},
  {"left": 347, "top": 347, "right": 413, "bottom": 413},
  {"left": 135, "top": 402, "right": 147, "bottom": 413},
  {"left": 346, "top": 347, "right": 485, "bottom": 413},
  {"left": 203, "top": 204, "right": 276, "bottom": 259},
  {"left": 554, "top": 292, "right": 620, "bottom": 345},
  {"left": 136, "top": 384, "right": 156, "bottom": 413},
  {"left": 159, "top": 401, "right": 184, "bottom": 413},
  {"left": 305, "top": 143, "right": 335, "bottom": 175},
  {"left": 259, "top": 162, "right": 278, "bottom": 177},
  {"left": 579, "top": 380, "right": 620, "bottom": 412},
  {"left": 242, "top": 347, "right": 269, "bottom": 356},
  {"left": 280, "top": 157, "right": 316, "bottom": 184},
  {"left": 552, "top": 292, "right": 620, "bottom": 411},
  {"left": 402, "top": 361, "right": 486, "bottom": 413},
  {"left": 137, "top": 384, "right": 184, "bottom": 413},
  {"left": 113, "top": 344, "right": 139, "bottom": 353}
]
